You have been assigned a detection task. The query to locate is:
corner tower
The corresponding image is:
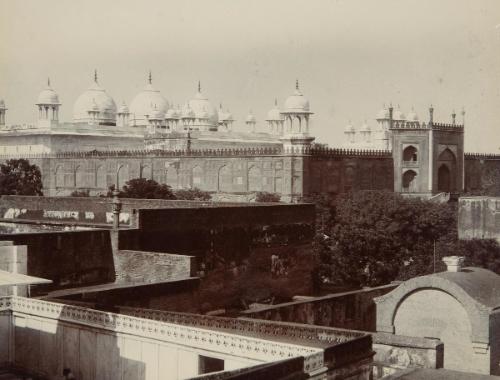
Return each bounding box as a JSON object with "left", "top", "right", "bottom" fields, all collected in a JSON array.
[
  {"left": 36, "top": 78, "right": 61, "bottom": 128},
  {"left": 391, "top": 105, "right": 464, "bottom": 196}
]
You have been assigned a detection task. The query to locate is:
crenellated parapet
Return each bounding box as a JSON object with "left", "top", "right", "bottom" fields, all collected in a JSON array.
[
  {"left": 310, "top": 147, "right": 392, "bottom": 158},
  {"left": 431, "top": 122, "right": 464, "bottom": 131},
  {"left": 465, "top": 152, "right": 500, "bottom": 160}
]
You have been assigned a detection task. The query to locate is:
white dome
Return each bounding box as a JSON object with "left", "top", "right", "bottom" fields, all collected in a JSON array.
[
  {"left": 360, "top": 122, "right": 371, "bottom": 132},
  {"left": 37, "top": 80, "right": 60, "bottom": 105},
  {"left": 284, "top": 81, "right": 310, "bottom": 112},
  {"left": 188, "top": 89, "right": 218, "bottom": 125},
  {"left": 376, "top": 106, "right": 389, "bottom": 119},
  {"left": 218, "top": 105, "right": 233, "bottom": 122},
  {"left": 149, "top": 105, "right": 164, "bottom": 120},
  {"left": 407, "top": 108, "right": 419, "bottom": 121},
  {"left": 344, "top": 123, "right": 355, "bottom": 133},
  {"left": 182, "top": 103, "right": 196, "bottom": 119},
  {"left": 266, "top": 100, "right": 282, "bottom": 121},
  {"left": 73, "top": 79, "right": 117, "bottom": 123},
  {"left": 246, "top": 111, "right": 256, "bottom": 123},
  {"left": 165, "top": 108, "right": 176, "bottom": 119},
  {"left": 393, "top": 106, "right": 405, "bottom": 120},
  {"left": 130, "top": 80, "right": 168, "bottom": 124},
  {"left": 118, "top": 101, "right": 129, "bottom": 114}
]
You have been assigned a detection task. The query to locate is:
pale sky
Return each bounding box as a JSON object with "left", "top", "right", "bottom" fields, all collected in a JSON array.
[{"left": 1, "top": 0, "right": 499, "bottom": 152}]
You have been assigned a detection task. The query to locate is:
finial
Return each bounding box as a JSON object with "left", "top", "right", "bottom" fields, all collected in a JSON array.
[
  {"left": 220, "top": 102, "right": 223, "bottom": 110},
  {"left": 461, "top": 106, "right": 466, "bottom": 116},
  {"left": 295, "top": 79, "right": 299, "bottom": 90},
  {"left": 94, "top": 69, "right": 98, "bottom": 83},
  {"left": 148, "top": 70, "right": 152, "bottom": 84},
  {"left": 274, "top": 98, "right": 278, "bottom": 107},
  {"left": 47, "top": 77, "right": 51, "bottom": 87},
  {"left": 198, "top": 80, "right": 201, "bottom": 93}
]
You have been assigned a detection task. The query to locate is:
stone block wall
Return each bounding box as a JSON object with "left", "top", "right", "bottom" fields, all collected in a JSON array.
[
  {"left": 240, "top": 284, "right": 397, "bottom": 331},
  {"left": 458, "top": 196, "right": 500, "bottom": 242},
  {"left": 114, "top": 250, "right": 196, "bottom": 283},
  {"left": 0, "top": 229, "right": 115, "bottom": 293}
]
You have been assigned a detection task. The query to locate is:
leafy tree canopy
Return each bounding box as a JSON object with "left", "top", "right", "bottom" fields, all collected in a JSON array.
[
  {"left": 113, "top": 178, "right": 176, "bottom": 199},
  {"left": 174, "top": 188, "right": 211, "bottom": 201},
  {"left": 0, "top": 159, "right": 43, "bottom": 196},
  {"left": 313, "top": 190, "right": 500, "bottom": 288}
]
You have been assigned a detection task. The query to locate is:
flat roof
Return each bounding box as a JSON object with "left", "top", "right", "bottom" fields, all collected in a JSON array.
[{"left": 0, "top": 270, "right": 52, "bottom": 286}]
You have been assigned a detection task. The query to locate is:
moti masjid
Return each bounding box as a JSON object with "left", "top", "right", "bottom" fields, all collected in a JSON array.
[{"left": 0, "top": 72, "right": 499, "bottom": 201}]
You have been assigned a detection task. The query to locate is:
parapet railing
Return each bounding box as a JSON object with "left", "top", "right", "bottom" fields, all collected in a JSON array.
[
  {"left": 0, "top": 146, "right": 393, "bottom": 159},
  {"left": 0, "top": 296, "right": 323, "bottom": 371},
  {"left": 389, "top": 121, "right": 464, "bottom": 131},
  {"left": 465, "top": 152, "right": 500, "bottom": 159},
  {"left": 118, "top": 305, "right": 366, "bottom": 344}
]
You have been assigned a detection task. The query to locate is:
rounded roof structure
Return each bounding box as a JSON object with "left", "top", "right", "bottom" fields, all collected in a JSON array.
[
  {"left": 181, "top": 103, "right": 195, "bottom": 119},
  {"left": 36, "top": 78, "right": 60, "bottom": 105},
  {"left": 375, "top": 266, "right": 500, "bottom": 344},
  {"left": 188, "top": 83, "right": 218, "bottom": 125},
  {"left": 218, "top": 104, "right": 234, "bottom": 122},
  {"left": 117, "top": 101, "right": 129, "bottom": 114},
  {"left": 283, "top": 80, "right": 311, "bottom": 113},
  {"left": 149, "top": 104, "right": 164, "bottom": 120},
  {"left": 393, "top": 106, "right": 405, "bottom": 120},
  {"left": 406, "top": 108, "right": 419, "bottom": 121},
  {"left": 344, "top": 122, "right": 355, "bottom": 133},
  {"left": 360, "top": 122, "right": 371, "bottom": 132},
  {"left": 130, "top": 73, "right": 168, "bottom": 122},
  {"left": 73, "top": 72, "right": 117, "bottom": 121},
  {"left": 245, "top": 110, "right": 256, "bottom": 123},
  {"left": 266, "top": 99, "right": 283, "bottom": 121},
  {"left": 376, "top": 105, "right": 390, "bottom": 119}
]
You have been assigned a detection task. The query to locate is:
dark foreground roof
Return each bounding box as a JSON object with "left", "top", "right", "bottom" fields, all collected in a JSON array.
[{"left": 385, "top": 368, "right": 500, "bottom": 380}]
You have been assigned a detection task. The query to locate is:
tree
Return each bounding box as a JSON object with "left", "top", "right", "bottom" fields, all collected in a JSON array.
[
  {"left": 174, "top": 188, "right": 212, "bottom": 201},
  {"left": 255, "top": 192, "right": 281, "bottom": 202},
  {"left": 0, "top": 159, "right": 43, "bottom": 196},
  {"left": 119, "top": 178, "right": 175, "bottom": 199},
  {"left": 315, "top": 190, "right": 459, "bottom": 288}
]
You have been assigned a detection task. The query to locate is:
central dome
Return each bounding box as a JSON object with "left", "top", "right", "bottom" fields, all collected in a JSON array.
[
  {"left": 73, "top": 74, "right": 117, "bottom": 123},
  {"left": 130, "top": 74, "right": 168, "bottom": 126}
]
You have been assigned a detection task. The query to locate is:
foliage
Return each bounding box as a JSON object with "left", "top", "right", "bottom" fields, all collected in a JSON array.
[
  {"left": 174, "top": 188, "right": 212, "bottom": 201},
  {"left": 476, "top": 165, "right": 500, "bottom": 196},
  {"left": 314, "top": 190, "right": 462, "bottom": 288},
  {"left": 106, "top": 179, "right": 211, "bottom": 201},
  {"left": 255, "top": 192, "right": 281, "bottom": 203},
  {"left": 116, "top": 178, "right": 176, "bottom": 199},
  {"left": 0, "top": 159, "right": 43, "bottom": 196},
  {"left": 70, "top": 189, "right": 90, "bottom": 197}
]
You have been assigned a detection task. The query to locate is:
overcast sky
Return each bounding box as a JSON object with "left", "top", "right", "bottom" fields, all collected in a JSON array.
[{"left": 1, "top": 0, "right": 499, "bottom": 152}]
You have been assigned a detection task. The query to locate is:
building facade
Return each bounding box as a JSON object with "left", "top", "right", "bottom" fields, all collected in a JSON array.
[{"left": 1, "top": 74, "right": 498, "bottom": 201}]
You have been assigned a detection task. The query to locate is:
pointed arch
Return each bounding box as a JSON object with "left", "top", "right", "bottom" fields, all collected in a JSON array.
[
  {"left": 248, "top": 165, "right": 262, "bottom": 192},
  {"left": 402, "top": 145, "right": 418, "bottom": 162},
  {"left": 192, "top": 165, "right": 204, "bottom": 188},
  {"left": 218, "top": 165, "right": 232, "bottom": 192}
]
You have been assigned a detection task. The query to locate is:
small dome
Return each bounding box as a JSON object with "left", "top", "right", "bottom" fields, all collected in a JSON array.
[
  {"left": 360, "top": 122, "right": 371, "bottom": 132},
  {"left": 246, "top": 111, "right": 256, "bottom": 123},
  {"left": 376, "top": 105, "right": 389, "bottom": 119},
  {"left": 165, "top": 108, "right": 176, "bottom": 119},
  {"left": 406, "top": 108, "right": 419, "bottom": 121},
  {"left": 149, "top": 105, "right": 164, "bottom": 120},
  {"left": 188, "top": 84, "right": 218, "bottom": 125},
  {"left": 181, "top": 103, "right": 195, "bottom": 119},
  {"left": 37, "top": 79, "right": 60, "bottom": 105},
  {"left": 393, "top": 106, "right": 405, "bottom": 120},
  {"left": 130, "top": 73, "right": 169, "bottom": 124},
  {"left": 73, "top": 73, "right": 117, "bottom": 122},
  {"left": 344, "top": 122, "right": 355, "bottom": 133},
  {"left": 266, "top": 99, "right": 283, "bottom": 121},
  {"left": 284, "top": 80, "right": 310, "bottom": 112},
  {"left": 118, "top": 101, "right": 129, "bottom": 114}
]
